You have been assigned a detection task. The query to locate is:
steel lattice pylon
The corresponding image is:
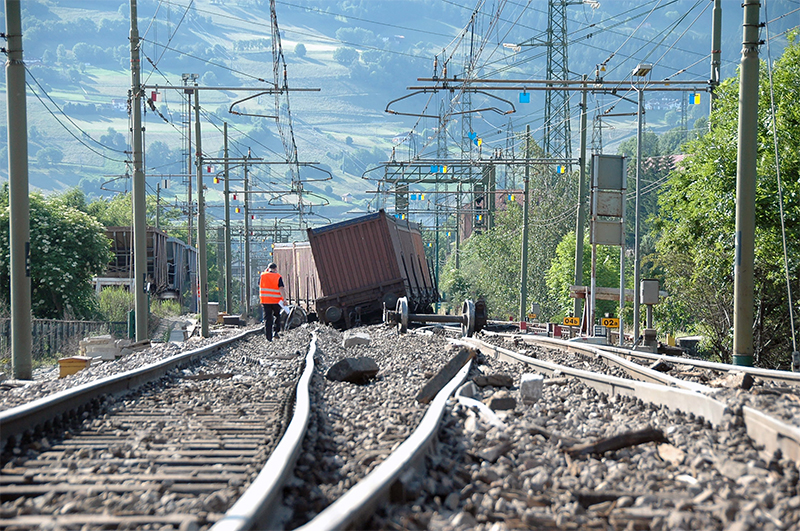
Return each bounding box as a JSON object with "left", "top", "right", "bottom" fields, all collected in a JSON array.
[{"left": 518, "top": 0, "right": 585, "bottom": 166}]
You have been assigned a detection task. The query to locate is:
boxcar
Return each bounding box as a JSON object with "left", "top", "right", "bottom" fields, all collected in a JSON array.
[
  {"left": 305, "top": 210, "right": 438, "bottom": 328},
  {"left": 94, "top": 227, "right": 197, "bottom": 311},
  {"left": 272, "top": 241, "right": 320, "bottom": 316}
]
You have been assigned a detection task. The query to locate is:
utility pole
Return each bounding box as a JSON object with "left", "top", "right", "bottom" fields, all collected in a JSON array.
[
  {"left": 710, "top": 0, "right": 722, "bottom": 112},
  {"left": 194, "top": 88, "right": 209, "bottom": 337},
  {"left": 182, "top": 73, "right": 198, "bottom": 247},
  {"left": 573, "top": 76, "right": 588, "bottom": 319},
  {"left": 6, "top": 0, "right": 32, "bottom": 379},
  {"left": 130, "top": 0, "right": 148, "bottom": 342},
  {"left": 223, "top": 123, "right": 232, "bottom": 314},
  {"left": 733, "top": 0, "right": 760, "bottom": 366},
  {"left": 519, "top": 125, "right": 531, "bottom": 322},
  {"left": 244, "top": 155, "right": 251, "bottom": 318},
  {"left": 633, "top": 86, "right": 645, "bottom": 343}
]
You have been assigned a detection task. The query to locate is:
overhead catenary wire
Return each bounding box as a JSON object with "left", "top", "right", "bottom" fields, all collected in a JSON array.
[
  {"left": 763, "top": 0, "right": 797, "bottom": 353},
  {"left": 141, "top": 0, "right": 195, "bottom": 86}
]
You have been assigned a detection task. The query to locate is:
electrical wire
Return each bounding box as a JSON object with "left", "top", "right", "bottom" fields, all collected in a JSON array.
[
  {"left": 139, "top": 37, "right": 273, "bottom": 83},
  {"left": 142, "top": 0, "right": 195, "bottom": 86},
  {"left": 24, "top": 68, "right": 129, "bottom": 162},
  {"left": 764, "top": 0, "right": 797, "bottom": 353}
]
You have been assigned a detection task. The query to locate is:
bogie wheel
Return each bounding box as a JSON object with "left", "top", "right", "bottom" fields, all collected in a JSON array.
[
  {"left": 461, "top": 299, "right": 476, "bottom": 337},
  {"left": 396, "top": 297, "right": 409, "bottom": 334}
]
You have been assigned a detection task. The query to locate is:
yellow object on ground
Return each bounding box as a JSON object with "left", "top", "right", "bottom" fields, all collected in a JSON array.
[{"left": 58, "top": 356, "right": 92, "bottom": 379}]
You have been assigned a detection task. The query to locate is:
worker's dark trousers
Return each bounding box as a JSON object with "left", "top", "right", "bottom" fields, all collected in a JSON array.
[{"left": 262, "top": 303, "right": 281, "bottom": 341}]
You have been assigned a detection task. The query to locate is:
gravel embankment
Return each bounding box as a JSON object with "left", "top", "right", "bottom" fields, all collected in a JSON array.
[{"left": 368, "top": 338, "right": 800, "bottom": 531}]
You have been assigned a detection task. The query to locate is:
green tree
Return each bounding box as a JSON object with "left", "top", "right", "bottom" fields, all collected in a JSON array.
[
  {"left": 84, "top": 191, "right": 182, "bottom": 231},
  {"left": 651, "top": 32, "right": 800, "bottom": 367},
  {"left": 440, "top": 136, "right": 578, "bottom": 321},
  {"left": 36, "top": 146, "right": 64, "bottom": 166},
  {"left": 295, "top": 43, "right": 307, "bottom": 58},
  {"left": 0, "top": 187, "right": 112, "bottom": 319},
  {"left": 545, "top": 232, "right": 626, "bottom": 321},
  {"left": 333, "top": 46, "right": 359, "bottom": 66}
]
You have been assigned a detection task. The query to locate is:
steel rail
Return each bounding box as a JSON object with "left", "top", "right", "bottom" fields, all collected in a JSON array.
[
  {"left": 458, "top": 337, "right": 729, "bottom": 427},
  {"left": 296, "top": 359, "right": 473, "bottom": 531},
  {"left": 593, "top": 343, "right": 800, "bottom": 387},
  {"left": 465, "top": 336, "right": 800, "bottom": 469},
  {"left": 212, "top": 333, "right": 317, "bottom": 531},
  {"left": 0, "top": 328, "right": 258, "bottom": 451},
  {"left": 516, "top": 335, "right": 711, "bottom": 393},
  {"left": 482, "top": 331, "right": 711, "bottom": 393},
  {"left": 508, "top": 326, "right": 800, "bottom": 386}
]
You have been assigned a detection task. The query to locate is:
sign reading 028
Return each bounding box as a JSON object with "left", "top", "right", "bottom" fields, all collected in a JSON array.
[
  {"left": 563, "top": 316, "right": 580, "bottom": 327},
  {"left": 601, "top": 317, "right": 620, "bottom": 328}
]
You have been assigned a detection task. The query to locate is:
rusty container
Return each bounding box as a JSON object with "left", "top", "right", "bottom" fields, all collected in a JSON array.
[
  {"left": 307, "top": 210, "right": 438, "bottom": 328},
  {"left": 273, "top": 241, "right": 320, "bottom": 315}
]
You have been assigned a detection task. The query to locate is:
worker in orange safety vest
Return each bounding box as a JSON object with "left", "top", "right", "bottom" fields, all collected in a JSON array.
[{"left": 259, "top": 262, "right": 286, "bottom": 341}]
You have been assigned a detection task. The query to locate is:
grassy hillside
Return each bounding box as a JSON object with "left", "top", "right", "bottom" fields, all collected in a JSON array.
[{"left": 0, "top": 0, "right": 795, "bottom": 230}]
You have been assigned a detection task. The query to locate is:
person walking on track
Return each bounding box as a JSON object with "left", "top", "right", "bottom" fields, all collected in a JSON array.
[{"left": 259, "top": 262, "right": 286, "bottom": 341}]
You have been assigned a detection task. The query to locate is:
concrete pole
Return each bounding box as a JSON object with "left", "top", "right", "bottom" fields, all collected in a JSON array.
[
  {"left": 187, "top": 89, "right": 193, "bottom": 248},
  {"left": 194, "top": 89, "right": 209, "bottom": 337},
  {"left": 455, "top": 182, "right": 460, "bottom": 269},
  {"left": 519, "top": 125, "right": 531, "bottom": 322},
  {"left": 633, "top": 87, "right": 644, "bottom": 343},
  {"left": 573, "top": 76, "right": 588, "bottom": 319},
  {"left": 244, "top": 160, "right": 251, "bottom": 318},
  {"left": 733, "top": 0, "right": 760, "bottom": 366},
  {"left": 618, "top": 245, "right": 625, "bottom": 346},
  {"left": 223, "top": 123, "right": 232, "bottom": 314},
  {"left": 6, "top": 0, "right": 32, "bottom": 379},
  {"left": 710, "top": 0, "right": 722, "bottom": 112},
  {"left": 130, "top": 0, "right": 148, "bottom": 342}
]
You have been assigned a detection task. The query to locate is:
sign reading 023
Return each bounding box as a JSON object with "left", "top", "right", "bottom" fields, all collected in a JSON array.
[
  {"left": 601, "top": 317, "right": 620, "bottom": 328},
  {"left": 563, "top": 316, "right": 580, "bottom": 327}
]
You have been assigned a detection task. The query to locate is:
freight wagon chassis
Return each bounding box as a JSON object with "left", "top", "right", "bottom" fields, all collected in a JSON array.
[{"left": 385, "top": 297, "right": 487, "bottom": 337}]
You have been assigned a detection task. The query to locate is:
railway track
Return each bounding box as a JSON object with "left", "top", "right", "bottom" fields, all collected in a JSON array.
[
  {"left": 0, "top": 330, "right": 307, "bottom": 530},
  {"left": 4, "top": 323, "right": 800, "bottom": 530}
]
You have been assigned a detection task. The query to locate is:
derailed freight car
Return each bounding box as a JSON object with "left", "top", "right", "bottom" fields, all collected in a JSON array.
[
  {"left": 273, "top": 210, "right": 438, "bottom": 329},
  {"left": 272, "top": 241, "right": 320, "bottom": 316}
]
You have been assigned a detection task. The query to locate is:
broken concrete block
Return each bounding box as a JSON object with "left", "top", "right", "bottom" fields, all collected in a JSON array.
[
  {"left": 520, "top": 373, "right": 544, "bottom": 403},
  {"left": 710, "top": 371, "right": 754, "bottom": 390},
  {"left": 342, "top": 331, "right": 371, "bottom": 348}
]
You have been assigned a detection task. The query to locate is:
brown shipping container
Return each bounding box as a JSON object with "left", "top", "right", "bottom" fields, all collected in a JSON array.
[
  {"left": 307, "top": 210, "right": 437, "bottom": 327},
  {"left": 272, "top": 242, "right": 320, "bottom": 313}
]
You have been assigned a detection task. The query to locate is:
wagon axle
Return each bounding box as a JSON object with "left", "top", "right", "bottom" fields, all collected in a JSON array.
[{"left": 384, "top": 297, "right": 487, "bottom": 337}]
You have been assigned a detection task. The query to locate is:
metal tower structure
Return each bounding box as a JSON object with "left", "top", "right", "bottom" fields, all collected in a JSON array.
[{"left": 518, "top": 0, "right": 597, "bottom": 166}]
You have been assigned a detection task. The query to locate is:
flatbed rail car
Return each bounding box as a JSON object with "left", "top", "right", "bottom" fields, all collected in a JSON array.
[{"left": 274, "top": 210, "right": 439, "bottom": 329}]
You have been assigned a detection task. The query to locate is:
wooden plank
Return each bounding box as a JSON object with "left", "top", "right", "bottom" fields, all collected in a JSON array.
[
  {"left": 569, "top": 285, "right": 668, "bottom": 302},
  {"left": 1, "top": 481, "right": 229, "bottom": 497},
  {"left": 0, "top": 472, "right": 240, "bottom": 484},
  {"left": 0, "top": 514, "right": 201, "bottom": 526},
  {"left": 415, "top": 347, "right": 476, "bottom": 404}
]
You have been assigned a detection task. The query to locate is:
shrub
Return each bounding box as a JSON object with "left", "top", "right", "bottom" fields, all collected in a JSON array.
[
  {"left": 151, "top": 299, "right": 181, "bottom": 319},
  {"left": 99, "top": 287, "right": 133, "bottom": 323}
]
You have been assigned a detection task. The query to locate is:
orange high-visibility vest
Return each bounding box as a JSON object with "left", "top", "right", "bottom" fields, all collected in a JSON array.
[{"left": 260, "top": 271, "right": 282, "bottom": 304}]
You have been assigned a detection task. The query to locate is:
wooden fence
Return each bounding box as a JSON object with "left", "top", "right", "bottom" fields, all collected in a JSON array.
[{"left": 0, "top": 319, "right": 127, "bottom": 366}]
